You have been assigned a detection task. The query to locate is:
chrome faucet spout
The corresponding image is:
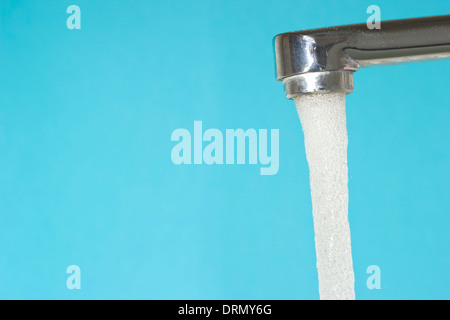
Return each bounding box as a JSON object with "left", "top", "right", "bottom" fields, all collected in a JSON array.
[{"left": 274, "top": 15, "right": 450, "bottom": 98}]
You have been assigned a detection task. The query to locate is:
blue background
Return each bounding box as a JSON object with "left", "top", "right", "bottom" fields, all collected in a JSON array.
[{"left": 0, "top": 0, "right": 449, "bottom": 299}]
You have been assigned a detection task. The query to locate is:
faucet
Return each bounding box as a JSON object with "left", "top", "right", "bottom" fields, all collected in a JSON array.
[{"left": 274, "top": 15, "right": 450, "bottom": 99}]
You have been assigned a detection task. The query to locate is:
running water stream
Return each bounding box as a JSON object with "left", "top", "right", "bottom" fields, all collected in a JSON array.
[{"left": 294, "top": 93, "right": 355, "bottom": 300}]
